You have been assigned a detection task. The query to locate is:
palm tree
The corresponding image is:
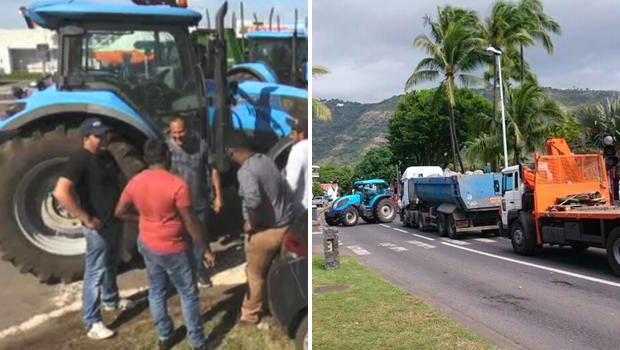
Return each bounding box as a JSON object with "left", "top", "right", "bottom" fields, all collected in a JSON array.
[
  {"left": 577, "top": 97, "right": 620, "bottom": 149},
  {"left": 406, "top": 6, "right": 485, "bottom": 172},
  {"left": 466, "top": 80, "right": 564, "bottom": 165},
  {"left": 516, "top": 0, "right": 561, "bottom": 83},
  {"left": 312, "top": 65, "right": 332, "bottom": 121}
]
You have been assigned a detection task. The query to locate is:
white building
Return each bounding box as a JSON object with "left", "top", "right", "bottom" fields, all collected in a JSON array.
[{"left": 0, "top": 28, "right": 58, "bottom": 74}]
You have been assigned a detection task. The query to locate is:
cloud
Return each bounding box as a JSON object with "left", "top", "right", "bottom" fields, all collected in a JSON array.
[{"left": 313, "top": 0, "right": 620, "bottom": 102}]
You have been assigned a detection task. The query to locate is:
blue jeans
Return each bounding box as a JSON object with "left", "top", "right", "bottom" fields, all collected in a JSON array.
[
  {"left": 82, "top": 223, "right": 122, "bottom": 330},
  {"left": 192, "top": 210, "right": 210, "bottom": 276},
  {"left": 137, "top": 239, "right": 206, "bottom": 348}
]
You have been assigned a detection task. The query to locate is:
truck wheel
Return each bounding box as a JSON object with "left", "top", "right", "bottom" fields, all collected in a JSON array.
[
  {"left": 341, "top": 207, "right": 358, "bottom": 226},
  {"left": 510, "top": 221, "right": 536, "bottom": 255},
  {"left": 437, "top": 213, "right": 447, "bottom": 237},
  {"left": 400, "top": 210, "right": 409, "bottom": 227},
  {"left": 0, "top": 125, "right": 144, "bottom": 283},
  {"left": 295, "top": 315, "right": 308, "bottom": 350},
  {"left": 446, "top": 215, "right": 458, "bottom": 239},
  {"left": 605, "top": 228, "right": 620, "bottom": 276},
  {"left": 375, "top": 199, "right": 396, "bottom": 223},
  {"left": 417, "top": 213, "right": 425, "bottom": 232}
]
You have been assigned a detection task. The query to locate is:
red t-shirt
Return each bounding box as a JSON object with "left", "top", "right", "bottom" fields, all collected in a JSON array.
[{"left": 120, "top": 169, "right": 192, "bottom": 254}]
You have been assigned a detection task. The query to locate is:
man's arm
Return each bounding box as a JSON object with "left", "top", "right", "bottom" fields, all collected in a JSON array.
[
  {"left": 211, "top": 168, "right": 222, "bottom": 214},
  {"left": 238, "top": 168, "right": 262, "bottom": 232},
  {"left": 114, "top": 200, "right": 139, "bottom": 222},
  {"left": 54, "top": 177, "right": 101, "bottom": 230},
  {"left": 178, "top": 206, "right": 215, "bottom": 266}
]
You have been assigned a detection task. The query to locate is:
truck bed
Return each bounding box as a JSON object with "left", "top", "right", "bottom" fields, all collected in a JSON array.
[
  {"left": 411, "top": 174, "right": 502, "bottom": 210},
  {"left": 540, "top": 206, "right": 620, "bottom": 219}
]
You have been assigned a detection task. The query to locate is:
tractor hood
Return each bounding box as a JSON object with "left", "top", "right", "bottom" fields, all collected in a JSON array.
[
  {"left": 332, "top": 194, "right": 361, "bottom": 211},
  {"left": 26, "top": 0, "right": 202, "bottom": 29}
]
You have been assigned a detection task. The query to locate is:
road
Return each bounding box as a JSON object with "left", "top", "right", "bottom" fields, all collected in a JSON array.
[{"left": 312, "top": 220, "right": 620, "bottom": 350}]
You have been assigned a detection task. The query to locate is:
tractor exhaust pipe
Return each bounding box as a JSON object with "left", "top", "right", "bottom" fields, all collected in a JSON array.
[
  {"left": 240, "top": 2, "right": 245, "bottom": 41},
  {"left": 269, "top": 7, "right": 274, "bottom": 31},
  {"left": 291, "top": 9, "right": 298, "bottom": 86},
  {"left": 277, "top": 15, "right": 280, "bottom": 32},
  {"left": 213, "top": 1, "right": 231, "bottom": 172},
  {"left": 205, "top": 9, "right": 211, "bottom": 29}
]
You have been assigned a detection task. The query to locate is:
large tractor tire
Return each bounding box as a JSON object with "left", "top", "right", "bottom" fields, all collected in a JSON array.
[
  {"left": 341, "top": 207, "right": 358, "bottom": 226},
  {"left": 0, "top": 125, "right": 144, "bottom": 283},
  {"left": 375, "top": 198, "right": 396, "bottom": 223}
]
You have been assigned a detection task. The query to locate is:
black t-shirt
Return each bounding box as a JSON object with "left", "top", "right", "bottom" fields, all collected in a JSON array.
[{"left": 61, "top": 148, "right": 120, "bottom": 225}]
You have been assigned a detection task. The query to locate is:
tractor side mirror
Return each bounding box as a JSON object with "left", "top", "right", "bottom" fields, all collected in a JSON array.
[{"left": 494, "top": 179, "right": 500, "bottom": 194}]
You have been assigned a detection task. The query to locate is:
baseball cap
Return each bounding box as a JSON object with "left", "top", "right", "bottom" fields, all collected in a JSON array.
[
  {"left": 80, "top": 118, "right": 111, "bottom": 136},
  {"left": 286, "top": 115, "right": 308, "bottom": 134}
]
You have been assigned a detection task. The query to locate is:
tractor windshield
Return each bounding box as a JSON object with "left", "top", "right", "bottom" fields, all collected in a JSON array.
[
  {"left": 65, "top": 25, "right": 202, "bottom": 128},
  {"left": 248, "top": 36, "right": 307, "bottom": 85}
]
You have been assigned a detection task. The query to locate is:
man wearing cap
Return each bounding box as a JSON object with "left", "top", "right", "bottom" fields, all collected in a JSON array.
[
  {"left": 227, "top": 138, "right": 300, "bottom": 325},
  {"left": 285, "top": 116, "right": 308, "bottom": 209},
  {"left": 54, "top": 118, "right": 134, "bottom": 340}
]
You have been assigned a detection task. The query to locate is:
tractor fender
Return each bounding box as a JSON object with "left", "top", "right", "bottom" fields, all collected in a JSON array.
[
  {"left": 368, "top": 194, "right": 391, "bottom": 208},
  {"left": 230, "top": 62, "right": 279, "bottom": 84},
  {"left": 0, "top": 89, "right": 160, "bottom": 139}
]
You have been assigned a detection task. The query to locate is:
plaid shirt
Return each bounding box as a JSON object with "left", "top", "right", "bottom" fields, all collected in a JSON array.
[{"left": 167, "top": 136, "right": 212, "bottom": 212}]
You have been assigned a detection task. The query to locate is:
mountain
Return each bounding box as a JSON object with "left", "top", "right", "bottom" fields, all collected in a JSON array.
[{"left": 312, "top": 87, "right": 620, "bottom": 166}]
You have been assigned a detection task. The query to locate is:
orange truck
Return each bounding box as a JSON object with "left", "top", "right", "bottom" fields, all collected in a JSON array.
[{"left": 498, "top": 139, "right": 620, "bottom": 275}]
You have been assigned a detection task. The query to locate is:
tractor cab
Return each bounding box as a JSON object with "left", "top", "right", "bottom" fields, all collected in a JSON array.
[{"left": 245, "top": 30, "right": 308, "bottom": 88}]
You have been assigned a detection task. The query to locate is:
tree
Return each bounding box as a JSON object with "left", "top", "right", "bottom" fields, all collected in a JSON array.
[
  {"left": 317, "top": 164, "right": 354, "bottom": 194},
  {"left": 466, "top": 80, "right": 565, "bottom": 166},
  {"left": 576, "top": 97, "right": 620, "bottom": 150},
  {"left": 517, "top": 0, "right": 561, "bottom": 83},
  {"left": 312, "top": 65, "right": 332, "bottom": 121},
  {"left": 388, "top": 88, "right": 492, "bottom": 170},
  {"left": 406, "top": 6, "right": 486, "bottom": 172},
  {"left": 353, "top": 146, "right": 399, "bottom": 184},
  {"left": 312, "top": 181, "right": 325, "bottom": 197}
]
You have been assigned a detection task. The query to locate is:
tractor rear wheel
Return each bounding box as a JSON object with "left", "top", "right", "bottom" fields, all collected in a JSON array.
[
  {"left": 341, "top": 207, "right": 358, "bottom": 226},
  {"left": 0, "top": 125, "right": 144, "bottom": 283},
  {"left": 375, "top": 198, "right": 396, "bottom": 223}
]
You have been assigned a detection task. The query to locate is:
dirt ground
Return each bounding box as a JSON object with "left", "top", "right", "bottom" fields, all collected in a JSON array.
[{"left": 0, "top": 282, "right": 295, "bottom": 350}]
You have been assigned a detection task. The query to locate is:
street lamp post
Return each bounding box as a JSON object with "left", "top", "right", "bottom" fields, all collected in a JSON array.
[{"left": 487, "top": 46, "right": 509, "bottom": 170}]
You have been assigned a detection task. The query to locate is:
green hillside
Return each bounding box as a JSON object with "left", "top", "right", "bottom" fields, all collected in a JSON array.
[{"left": 312, "top": 87, "right": 620, "bottom": 166}]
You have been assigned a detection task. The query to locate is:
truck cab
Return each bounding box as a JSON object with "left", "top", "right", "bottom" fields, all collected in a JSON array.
[{"left": 499, "top": 165, "right": 524, "bottom": 234}]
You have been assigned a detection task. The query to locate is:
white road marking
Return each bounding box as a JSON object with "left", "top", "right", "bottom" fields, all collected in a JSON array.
[
  {"left": 378, "top": 242, "right": 397, "bottom": 247},
  {"left": 440, "top": 238, "right": 471, "bottom": 245},
  {"left": 380, "top": 224, "right": 392, "bottom": 228},
  {"left": 312, "top": 231, "right": 322, "bottom": 235},
  {"left": 348, "top": 245, "right": 371, "bottom": 256},
  {"left": 442, "top": 242, "right": 620, "bottom": 289},
  {"left": 413, "top": 233, "right": 436, "bottom": 241},
  {"left": 393, "top": 228, "right": 408, "bottom": 234},
  {"left": 474, "top": 238, "right": 496, "bottom": 243},
  {"left": 390, "top": 246, "right": 409, "bottom": 252},
  {"left": 406, "top": 240, "right": 436, "bottom": 249}
]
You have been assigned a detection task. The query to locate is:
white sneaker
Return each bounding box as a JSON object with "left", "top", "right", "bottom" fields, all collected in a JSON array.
[
  {"left": 102, "top": 298, "right": 135, "bottom": 312},
  {"left": 87, "top": 322, "right": 115, "bottom": 340}
]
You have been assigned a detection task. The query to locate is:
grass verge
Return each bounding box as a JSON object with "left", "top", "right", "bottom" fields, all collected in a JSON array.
[{"left": 312, "top": 256, "right": 497, "bottom": 350}]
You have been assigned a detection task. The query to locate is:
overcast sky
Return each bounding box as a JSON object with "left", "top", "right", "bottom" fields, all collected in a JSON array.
[
  {"left": 1, "top": 0, "right": 307, "bottom": 29},
  {"left": 313, "top": 0, "right": 620, "bottom": 103}
]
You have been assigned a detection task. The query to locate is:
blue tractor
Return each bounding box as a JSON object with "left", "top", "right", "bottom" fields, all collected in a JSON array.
[
  {"left": 324, "top": 179, "right": 397, "bottom": 226},
  {"left": 0, "top": 0, "right": 307, "bottom": 283}
]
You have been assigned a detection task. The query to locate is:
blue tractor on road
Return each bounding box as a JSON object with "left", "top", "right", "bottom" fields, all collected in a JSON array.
[
  {"left": 0, "top": 0, "right": 307, "bottom": 283},
  {"left": 324, "top": 179, "right": 397, "bottom": 226}
]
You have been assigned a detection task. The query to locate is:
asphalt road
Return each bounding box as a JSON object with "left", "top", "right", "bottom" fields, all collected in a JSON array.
[{"left": 312, "top": 220, "right": 620, "bottom": 350}]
